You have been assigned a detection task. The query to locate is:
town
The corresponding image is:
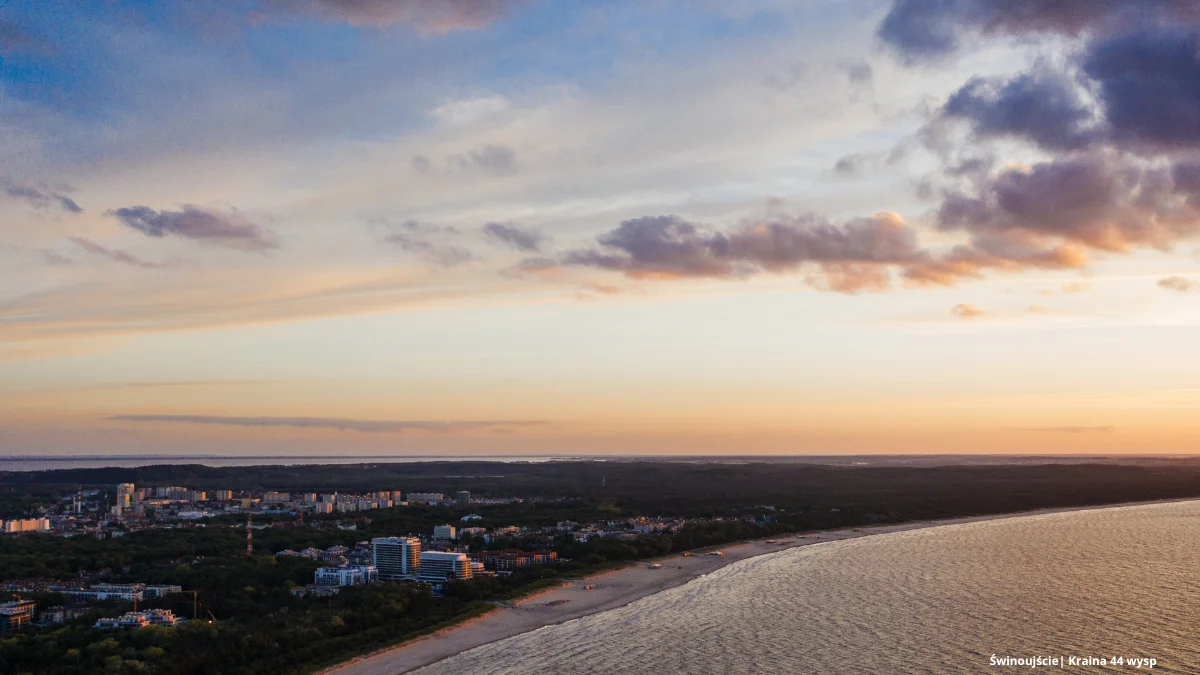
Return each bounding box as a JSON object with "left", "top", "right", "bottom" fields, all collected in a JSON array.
[{"left": 0, "top": 481, "right": 706, "bottom": 640}]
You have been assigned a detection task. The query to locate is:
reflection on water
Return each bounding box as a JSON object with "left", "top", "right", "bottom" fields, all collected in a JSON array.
[{"left": 418, "top": 501, "right": 1200, "bottom": 674}]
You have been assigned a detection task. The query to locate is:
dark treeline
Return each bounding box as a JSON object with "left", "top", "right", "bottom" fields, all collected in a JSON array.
[{"left": 7, "top": 460, "right": 1200, "bottom": 518}]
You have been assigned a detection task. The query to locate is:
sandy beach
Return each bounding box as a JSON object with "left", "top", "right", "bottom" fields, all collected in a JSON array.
[{"left": 319, "top": 498, "right": 1194, "bottom": 675}]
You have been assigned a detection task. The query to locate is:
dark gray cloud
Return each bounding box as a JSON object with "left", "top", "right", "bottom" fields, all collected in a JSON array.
[
  {"left": 67, "top": 237, "right": 172, "bottom": 269},
  {"left": 109, "top": 414, "right": 545, "bottom": 433},
  {"left": 483, "top": 222, "right": 548, "bottom": 252},
  {"left": 253, "top": 0, "right": 525, "bottom": 31},
  {"left": 450, "top": 144, "right": 517, "bottom": 174},
  {"left": 934, "top": 154, "right": 1200, "bottom": 252},
  {"left": 877, "top": 0, "right": 1199, "bottom": 63},
  {"left": 939, "top": 68, "right": 1100, "bottom": 151},
  {"left": 2, "top": 178, "right": 82, "bottom": 213},
  {"left": 384, "top": 220, "right": 474, "bottom": 266},
  {"left": 108, "top": 205, "right": 278, "bottom": 251},
  {"left": 1083, "top": 25, "right": 1200, "bottom": 152},
  {"left": 562, "top": 212, "right": 923, "bottom": 292}
]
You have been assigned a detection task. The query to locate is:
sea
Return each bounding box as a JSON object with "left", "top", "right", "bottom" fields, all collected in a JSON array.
[
  {"left": 0, "top": 455, "right": 567, "bottom": 472},
  {"left": 416, "top": 501, "right": 1200, "bottom": 674}
]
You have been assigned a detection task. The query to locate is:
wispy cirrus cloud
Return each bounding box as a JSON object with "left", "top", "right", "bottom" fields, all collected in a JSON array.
[
  {"left": 108, "top": 414, "right": 546, "bottom": 433},
  {"left": 67, "top": 237, "right": 173, "bottom": 269},
  {"left": 2, "top": 178, "right": 82, "bottom": 214},
  {"left": 483, "top": 222, "right": 548, "bottom": 252},
  {"left": 252, "top": 0, "right": 527, "bottom": 32},
  {"left": 1018, "top": 426, "right": 1115, "bottom": 434},
  {"left": 383, "top": 220, "right": 474, "bottom": 267}
]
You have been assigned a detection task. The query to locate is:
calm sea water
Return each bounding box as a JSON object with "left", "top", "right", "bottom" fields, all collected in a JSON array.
[
  {"left": 418, "top": 501, "right": 1200, "bottom": 674},
  {"left": 0, "top": 455, "right": 565, "bottom": 472}
]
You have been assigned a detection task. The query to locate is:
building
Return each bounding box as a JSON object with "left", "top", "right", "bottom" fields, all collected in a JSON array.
[
  {"left": 314, "top": 565, "right": 378, "bottom": 586},
  {"left": 406, "top": 492, "right": 444, "bottom": 503},
  {"left": 371, "top": 537, "right": 421, "bottom": 580},
  {"left": 117, "top": 483, "right": 136, "bottom": 509},
  {"left": 94, "top": 609, "right": 183, "bottom": 630},
  {"left": 0, "top": 600, "right": 35, "bottom": 632},
  {"left": 481, "top": 550, "right": 559, "bottom": 571},
  {"left": 417, "top": 551, "right": 472, "bottom": 584},
  {"left": 262, "top": 491, "right": 290, "bottom": 504},
  {"left": 213, "top": 490, "right": 233, "bottom": 501},
  {"left": 455, "top": 491, "right": 471, "bottom": 508},
  {"left": 313, "top": 502, "right": 333, "bottom": 514},
  {"left": 433, "top": 524, "right": 457, "bottom": 540},
  {"left": 1, "top": 518, "right": 50, "bottom": 534},
  {"left": 188, "top": 490, "right": 207, "bottom": 503}
]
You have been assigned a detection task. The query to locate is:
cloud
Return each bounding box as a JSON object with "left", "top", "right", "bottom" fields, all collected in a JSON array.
[
  {"left": 934, "top": 154, "right": 1200, "bottom": 253},
  {"left": 938, "top": 68, "right": 1100, "bottom": 151},
  {"left": 902, "top": 14, "right": 1200, "bottom": 157},
  {"left": 876, "top": 0, "right": 1199, "bottom": 63},
  {"left": 563, "top": 212, "right": 922, "bottom": 291},
  {"left": 840, "top": 60, "right": 873, "bottom": 86},
  {"left": 1082, "top": 25, "right": 1200, "bottom": 152},
  {"left": 384, "top": 220, "right": 474, "bottom": 266},
  {"left": 67, "top": 237, "right": 172, "bottom": 269},
  {"left": 254, "top": 0, "right": 525, "bottom": 32},
  {"left": 483, "top": 222, "right": 548, "bottom": 252},
  {"left": 0, "top": 17, "right": 45, "bottom": 55},
  {"left": 108, "top": 205, "right": 279, "bottom": 251},
  {"left": 1158, "top": 275, "right": 1200, "bottom": 292},
  {"left": 1019, "top": 426, "right": 1115, "bottom": 434},
  {"left": 449, "top": 144, "right": 517, "bottom": 174},
  {"left": 108, "top": 414, "right": 545, "bottom": 433},
  {"left": 411, "top": 155, "right": 433, "bottom": 173},
  {"left": 834, "top": 153, "right": 868, "bottom": 176},
  {"left": 1061, "top": 281, "right": 1092, "bottom": 294},
  {"left": 950, "top": 303, "right": 985, "bottom": 318},
  {"left": 2, "top": 178, "right": 82, "bottom": 213}
]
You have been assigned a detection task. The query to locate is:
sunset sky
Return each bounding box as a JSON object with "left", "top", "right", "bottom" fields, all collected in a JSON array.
[{"left": 3, "top": 0, "right": 1200, "bottom": 457}]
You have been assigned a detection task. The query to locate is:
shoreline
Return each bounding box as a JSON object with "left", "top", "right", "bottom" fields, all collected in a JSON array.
[{"left": 318, "top": 497, "right": 1197, "bottom": 675}]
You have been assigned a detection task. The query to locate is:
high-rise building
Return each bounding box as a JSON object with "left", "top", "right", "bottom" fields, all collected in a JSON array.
[
  {"left": 417, "top": 552, "right": 472, "bottom": 584},
  {"left": 455, "top": 491, "right": 471, "bottom": 508},
  {"left": 117, "top": 483, "right": 135, "bottom": 510},
  {"left": 433, "top": 524, "right": 457, "bottom": 540},
  {"left": 263, "top": 491, "right": 290, "bottom": 504},
  {"left": 406, "top": 492, "right": 444, "bottom": 503},
  {"left": 371, "top": 537, "right": 421, "bottom": 580},
  {"left": 213, "top": 490, "right": 233, "bottom": 501}
]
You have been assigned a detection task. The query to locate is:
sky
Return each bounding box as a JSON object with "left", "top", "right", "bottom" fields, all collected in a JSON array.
[{"left": 2, "top": 0, "right": 1200, "bottom": 457}]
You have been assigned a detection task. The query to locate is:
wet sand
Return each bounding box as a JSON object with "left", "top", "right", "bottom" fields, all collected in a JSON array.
[{"left": 319, "top": 498, "right": 1195, "bottom": 675}]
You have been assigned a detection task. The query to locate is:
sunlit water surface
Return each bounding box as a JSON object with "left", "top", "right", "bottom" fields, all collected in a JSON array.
[{"left": 418, "top": 501, "right": 1200, "bottom": 674}]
